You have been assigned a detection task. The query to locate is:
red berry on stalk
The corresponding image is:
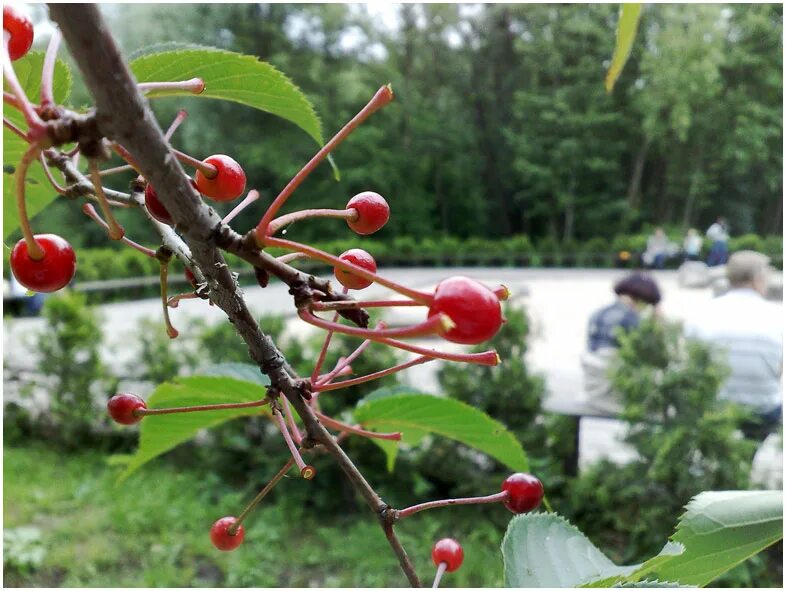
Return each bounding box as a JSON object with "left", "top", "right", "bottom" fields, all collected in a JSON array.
[
  {"left": 210, "top": 516, "right": 245, "bottom": 551},
  {"left": 107, "top": 393, "right": 146, "bottom": 425},
  {"left": 431, "top": 538, "right": 464, "bottom": 572},
  {"left": 10, "top": 234, "right": 76, "bottom": 293},
  {"left": 501, "top": 473, "right": 544, "bottom": 514},
  {"left": 195, "top": 155, "right": 246, "bottom": 202},
  {"left": 346, "top": 191, "right": 389, "bottom": 235},
  {"left": 3, "top": 6, "right": 34, "bottom": 61},
  {"left": 427, "top": 276, "right": 502, "bottom": 344},
  {"left": 334, "top": 248, "right": 376, "bottom": 290}
]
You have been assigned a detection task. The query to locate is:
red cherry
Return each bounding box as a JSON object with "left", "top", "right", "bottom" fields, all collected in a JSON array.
[
  {"left": 501, "top": 473, "right": 544, "bottom": 514},
  {"left": 431, "top": 538, "right": 464, "bottom": 572},
  {"left": 427, "top": 276, "right": 502, "bottom": 344},
  {"left": 210, "top": 516, "right": 245, "bottom": 551},
  {"left": 346, "top": 191, "right": 389, "bottom": 235},
  {"left": 334, "top": 248, "right": 376, "bottom": 290},
  {"left": 3, "top": 6, "right": 34, "bottom": 61},
  {"left": 195, "top": 155, "right": 246, "bottom": 202},
  {"left": 10, "top": 234, "right": 76, "bottom": 293},
  {"left": 145, "top": 184, "right": 173, "bottom": 225},
  {"left": 107, "top": 393, "right": 146, "bottom": 425}
]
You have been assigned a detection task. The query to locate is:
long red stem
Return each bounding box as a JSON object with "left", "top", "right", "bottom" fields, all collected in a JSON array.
[
  {"left": 315, "top": 411, "right": 402, "bottom": 442},
  {"left": 40, "top": 29, "right": 62, "bottom": 107},
  {"left": 138, "top": 78, "right": 205, "bottom": 95},
  {"left": 264, "top": 236, "right": 432, "bottom": 304},
  {"left": 313, "top": 355, "right": 434, "bottom": 393},
  {"left": 256, "top": 85, "right": 393, "bottom": 236},
  {"left": 300, "top": 308, "right": 453, "bottom": 341},
  {"left": 88, "top": 159, "right": 125, "bottom": 240},
  {"left": 164, "top": 109, "right": 188, "bottom": 141},
  {"left": 135, "top": 398, "right": 269, "bottom": 416},
  {"left": 273, "top": 409, "right": 314, "bottom": 479},
  {"left": 316, "top": 328, "right": 380, "bottom": 386},
  {"left": 282, "top": 397, "right": 302, "bottom": 445},
  {"left": 82, "top": 204, "right": 156, "bottom": 257},
  {"left": 171, "top": 148, "right": 217, "bottom": 178},
  {"left": 310, "top": 310, "right": 340, "bottom": 383},
  {"left": 4, "top": 90, "right": 22, "bottom": 110},
  {"left": 432, "top": 563, "right": 448, "bottom": 589},
  {"left": 370, "top": 336, "right": 500, "bottom": 367},
  {"left": 4, "top": 116, "right": 26, "bottom": 139},
  {"left": 223, "top": 189, "right": 260, "bottom": 225},
  {"left": 397, "top": 491, "right": 510, "bottom": 520},
  {"left": 312, "top": 298, "right": 423, "bottom": 312},
  {"left": 15, "top": 143, "right": 45, "bottom": 259},
  {"left": 39, "top": 153, "right": 66, "bottom": 194},
  {"left": 227, "top": 458, "right": 295, "bottom": 535},
  {"left": 267, "top": 208, "right": 357, "bottom": 235},
  {"left": 2, "top": 32, "right": 45, "bottom": 137},
  {"left": 159, "top": 260, "right": 179, "bottom": 339}
]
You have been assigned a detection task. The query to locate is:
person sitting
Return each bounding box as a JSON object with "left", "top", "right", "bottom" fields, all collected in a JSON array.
[
  {"left": 582, "top": 273, "right": 662, "bottom": 413},
  {"left": 643, "top": 227, "right": 668, "bottom": 269},
  {"left": 684, "top": 251, "right": 782, "bottom": 442},
  {"left": 683, "top": 228, "right": 703, "bottom": 261}
]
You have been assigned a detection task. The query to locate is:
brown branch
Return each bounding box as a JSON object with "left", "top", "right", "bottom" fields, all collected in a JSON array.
[{"left": 49, "top": 5, "right": 418, "bottom": 586}]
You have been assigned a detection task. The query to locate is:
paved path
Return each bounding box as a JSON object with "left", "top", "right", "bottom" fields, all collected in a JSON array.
[{"left": 3, "top": 268, "right": 778, "bottom": 469}]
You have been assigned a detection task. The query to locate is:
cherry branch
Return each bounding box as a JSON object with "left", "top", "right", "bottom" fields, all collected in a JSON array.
[{"left": 49, "top": 5, "right": 420, "bottom": 585}]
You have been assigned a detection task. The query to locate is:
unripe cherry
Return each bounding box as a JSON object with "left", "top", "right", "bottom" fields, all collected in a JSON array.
[
  {"left": 195, "top": 155, "right": 246, "bottom": 202},
  {"left": 346, "top": 191, "right": 389, "bottom": 235},
  {"left": 107, "top": 393, "right": 146, "bottom": 425},
  {"left": 431, "top": 538, "right": 464, "bottom": 572},
  {"left": 501, "top": 472, "right": 544, "bottom": 514},
  {"left": 210, "top": 516, "right": 245, "bottom": 551},
  {"left": 334, "top": 248, "right": 376, "bottom": 290},
  {"left": 3, "top": 5, "right": 34, "bottom": 61},
  {"left": 428, "top": 276, "right": 502, "bottom": 344},
  {"left": 145, "top": 178, "right": 201, "bottom": 225},
  {"left": 10, "top": 234, "right": 76, "bottom": 293}
]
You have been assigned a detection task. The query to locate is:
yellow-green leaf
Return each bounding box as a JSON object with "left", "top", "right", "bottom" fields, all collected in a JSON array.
[{"left": 605, "top": 4, "right": 642, "bottom": 92}]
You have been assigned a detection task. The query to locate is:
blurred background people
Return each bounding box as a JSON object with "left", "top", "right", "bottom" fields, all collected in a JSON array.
[
  {"left": 683, "top": 228, "right": 703, "bottom": 261},
  {"left": 684, "top": 251, "right": 782, "bottom": 441},
  {"left": 643, "top": 227, "right": 668, "bottom": 269},
  {"left": 706, "top": 216, "right": 730, "bottom": 266},
  {"left": 582, "top": 273, "right": 662, "bottom": 413}
]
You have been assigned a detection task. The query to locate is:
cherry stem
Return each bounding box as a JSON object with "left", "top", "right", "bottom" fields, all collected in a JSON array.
[
  {"left": 3, "top": 116, "right": 27, "bottom": 140},
  {"left": 81, "top": 204, "right": 156, "bottom": 257},
  {"left": 494, "top": 284, "right": 512, "bottom": 301},
  {"left": 315, "top": 411, "right": 402, "bottom": 442},
  {"left": 135, "top": 398, "right": 269, "bottom": 416},
  {"left": 263, "top": 235, "right": 432, "bottom": 304},
  {"left": 397, "top": 490, "right": 510, "bottom": 521},
  {"left": 267, "top": 208, "right": 357, "bottom": 235},
  {"left": 256, "top": 84, "right": 394, "bottom": 236},
  {"left": 39, "top": 153, "right": 67, "bottom": 194},
  {"left": 312, "top": 298, "right": 423, "bottom": 312},
  {"left": 164, "top": 109, "right": 188, "bottom": 142},
  {"left": 171, "top": 148, "right": 217, "bottom": 178},
  {"left": 276, "top": 252, "right": 308, "bottom": 264},
  {"left": 272, "top": 409, "right": 314, "bottom": 479},
  {"left": 99, "top": 164, "right": 135, "bottom": 177},
  {"left": 138, "top": 78, "right": 205, "bottom": 95},
  {"left": 167, "top": 292, "right": 199, "bottom": 308},
  {"left": 4, "top": 90, "right": 22, "bottom": 110},
  {"left": 227, "top": 458, "right": 295, "bottom": 535},
  {"left": 110, "top": 143, "right": 142, "bottom": 173},
  {"left": 300, "top": 308, "right": 453, "bottom": 341},
  {"left": 432, "top": 563, "right": 448, "bottom": 589},
  {"left": 88, "top": 159, "right": 125, "bottom": 240},
  {"left": 223, "top": 189, "right": 260, "bottom": 225},
  {"left": 2, "top": 33, "right": 46, "bottom": 137},
  {"left": 310, "top": 291, "right": 343, "bottom": 382},
  {"left": 40, "top": 29, "right": 62, "bottom": 107},
  {"left": 15, "top": 143, "right": 45, "bottom": 260},
  {"left": 542, "top": 495, "right": 554, "bottom": 513},
  {"left": 365, "top": 335, "right": 500, "bottom": 367},
  {"left": 282, "top": 397, "right": 303, "bottom": 445},
  {"left": 159, "top": 260, "right": 179, "bottom": 339},
  {"left": 316, "top": 326, "right": 381, "bottom": 386},
  {"left": 314, "top": 355, "right": 434, "bottom": 393},
  {"left": 318, "top": 363, "right": 353, "bottom": 383}
]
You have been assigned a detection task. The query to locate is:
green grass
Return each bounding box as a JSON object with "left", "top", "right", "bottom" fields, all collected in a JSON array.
[{"left": 3, "top": 445, "right": 505, "bottom": 587}]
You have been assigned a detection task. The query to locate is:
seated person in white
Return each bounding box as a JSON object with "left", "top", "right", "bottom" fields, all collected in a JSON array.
[
  {"left": 683, "top": 251, "right": 782, "bottom": 441},
  {"left": 582, "top": 273, "right": 662, "bottom": 414}
]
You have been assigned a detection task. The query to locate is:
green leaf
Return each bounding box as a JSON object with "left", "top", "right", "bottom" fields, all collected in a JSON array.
[
  {"left": 605, "top": 4, "right": 642, "bottom": 92},
  {"left": 613, "top": 581, "right": 690, "bottom": 588},
  {"left": 353, "top": 391, "right": 528, "bottom": 473},
  {"left": 202, "top": 362, "right": 270, "bottom": 387},
  {"left": 118, "top": 375, "right": 269, "bottom": 482},
  {"left": 649, "top": 491, "right": 783, "bottom": 586},
  {"left": 502, "top": 513, "right": 637, "bottom": 587},
  {"left": 129, "top": 46, "right": 339, "bottom": 179},
  {"left": 3, "top": 52, "right": 72, "bottom": 241}
]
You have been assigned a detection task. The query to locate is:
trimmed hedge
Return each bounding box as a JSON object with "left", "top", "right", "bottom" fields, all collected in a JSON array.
[{"left": 14, "top": 233, "right": 779, "bottom": 286}]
